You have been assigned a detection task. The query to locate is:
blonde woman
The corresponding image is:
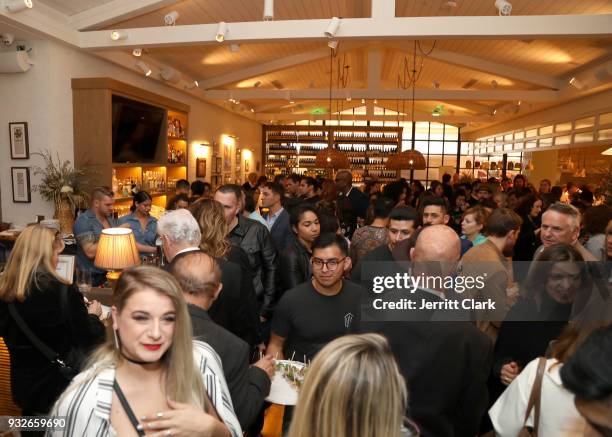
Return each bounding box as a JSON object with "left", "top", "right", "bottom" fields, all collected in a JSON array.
[
  {"left": 288, "top": 333, "right": 416, "bottom": 437},
  {"left": 47, "top": 266, "right": 241, "bottom": 437},
  {"left": 0, "top": 225, "right": 105, "bottom": 416}
]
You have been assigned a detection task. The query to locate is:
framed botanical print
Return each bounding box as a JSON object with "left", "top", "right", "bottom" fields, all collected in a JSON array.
[
  {"left": 11, "top": 167, "right": 31, "bottom": 203},
  {"left": 9, "top": 122, "right": 29, "bottom": 159}
]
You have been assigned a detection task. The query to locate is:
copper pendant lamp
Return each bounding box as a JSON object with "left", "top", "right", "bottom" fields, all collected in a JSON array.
[
  {"left": 315, "top": 45, "right": 349, "bottom": 170},
  {"left": 386, "top": 40, "right": 426, "bottom": 172}
]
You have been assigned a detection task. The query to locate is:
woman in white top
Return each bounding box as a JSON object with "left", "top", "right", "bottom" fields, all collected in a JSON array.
[
  {"left": 47, "top": 265, "right": 241, "bottom": 437},
  {"left": 489, "top": 321, "right": 610, "bottom": 437}
]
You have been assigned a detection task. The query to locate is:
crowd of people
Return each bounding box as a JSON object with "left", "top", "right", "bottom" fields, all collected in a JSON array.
[{"left": 0, "top": 169, "right": 611, "bottom": 437}]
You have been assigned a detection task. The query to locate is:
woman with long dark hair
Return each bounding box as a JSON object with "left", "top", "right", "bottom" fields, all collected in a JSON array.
[
  {"left": 118, "top": 191, "right": 157, "bottom": 256},
  {"left": 513, "top": 194, "right": 542, "bottom": 261},
  {"left": 279, "top": 204, "right": 321, "bottom": 293}
]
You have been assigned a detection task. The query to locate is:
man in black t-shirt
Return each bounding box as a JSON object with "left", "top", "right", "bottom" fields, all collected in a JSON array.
[{"left": 267, "top": 233, "right": 361, "bottom": 363}]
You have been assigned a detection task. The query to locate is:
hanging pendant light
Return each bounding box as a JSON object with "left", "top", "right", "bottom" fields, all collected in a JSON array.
[
  {"left": 315, "top": 46, "right": 349, "bottom": 171},
  {"left": 386, "top": 40, "right": 426, "bottom": 172}
]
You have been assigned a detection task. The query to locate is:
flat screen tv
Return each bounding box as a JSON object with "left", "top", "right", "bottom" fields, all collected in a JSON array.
[{"left": 112, "top": 95, "right": 165, "bottom": 163}]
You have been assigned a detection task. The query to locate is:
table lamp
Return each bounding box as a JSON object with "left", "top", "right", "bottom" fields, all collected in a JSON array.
[{"left": 94, "top": 228, "right": 140, "bottom": 282}]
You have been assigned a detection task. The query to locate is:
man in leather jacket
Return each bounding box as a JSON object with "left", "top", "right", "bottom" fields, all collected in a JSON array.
[{"left": 215, "top": 184, "right": 279, "bottom": 322}]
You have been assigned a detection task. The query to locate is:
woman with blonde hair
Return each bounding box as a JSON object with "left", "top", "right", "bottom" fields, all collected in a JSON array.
[
  {"left": 48, "top": 265, "right": 241, "bottom": 436},
  {"left": 190, "top": 199, "right": 260, "bottom": 348},
  {"left": 0, "top": 225, "right": 105, "bottom": 416},
  {"left": 289, "top": 333, "right": 416, "bottom": 437}
]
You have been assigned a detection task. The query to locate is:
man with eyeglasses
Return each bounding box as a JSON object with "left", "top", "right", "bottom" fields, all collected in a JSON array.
[{"left": 267, "top": 233, "right": 361, "bottom": 364}]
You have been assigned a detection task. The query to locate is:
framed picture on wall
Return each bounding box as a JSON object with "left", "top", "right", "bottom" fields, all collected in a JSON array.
[
  {"left": 196, "top": 158, "right": 207, "bottom": 178},
  {"left": 223, "top": 143, "right": 231, "bottom": 172},
  {"left": 244, "top": 160, "right": 250, "bottom": 172},
  {"left": 9, "top": 122, "right": 29, "bottom": 159},
  {"left": 11, "top": 167, "right": 31, "bottom": 203}
]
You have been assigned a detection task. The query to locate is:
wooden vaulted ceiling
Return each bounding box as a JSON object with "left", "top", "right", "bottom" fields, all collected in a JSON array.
[{"left": 24, "top": 0, "right": 612, "bottom": 130}]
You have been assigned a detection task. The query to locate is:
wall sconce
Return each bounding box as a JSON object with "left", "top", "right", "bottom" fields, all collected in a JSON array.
[{"left": 196, "top": 143, "right": 209, "bottom": 158}]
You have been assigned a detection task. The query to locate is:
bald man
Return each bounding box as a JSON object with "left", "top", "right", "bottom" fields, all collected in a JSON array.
[
  {"left": 171, "top": 250, "right": 274, "bottom": 429},
  {"left": 335, "top": 170, "right": 369, "bottom": 239}
]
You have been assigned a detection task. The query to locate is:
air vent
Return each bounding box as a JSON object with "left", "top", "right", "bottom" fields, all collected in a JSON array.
[{"left": 462, "top": 78, "right": 478, "bottom": 89}]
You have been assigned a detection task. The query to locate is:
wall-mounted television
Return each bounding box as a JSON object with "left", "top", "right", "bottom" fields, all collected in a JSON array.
[{"left": 112, "top": 95, "right": 165, "bottom": 163}]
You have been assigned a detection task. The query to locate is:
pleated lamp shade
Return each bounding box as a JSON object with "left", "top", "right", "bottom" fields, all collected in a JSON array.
[
  {"left": 386, "top": 149, "right": 426, "bottom": 170},
  {"left": 94, "top": 228, "right": 140, "bottom": 280},
  {"left": 315, "top": 146, "right": 349, "bottom": 169}
]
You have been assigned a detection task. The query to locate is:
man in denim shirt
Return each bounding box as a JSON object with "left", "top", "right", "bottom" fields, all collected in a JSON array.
[{"left": 74, "top": 186, "right": 116, "bottom": 286}]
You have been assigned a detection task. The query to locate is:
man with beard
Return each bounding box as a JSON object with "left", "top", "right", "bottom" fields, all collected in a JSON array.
[
  {"left": 421, "top": 196, "right": 472, "bottom": 255},
  {"left": 460, "top": 208, "right": 522, "bottom": 343}
]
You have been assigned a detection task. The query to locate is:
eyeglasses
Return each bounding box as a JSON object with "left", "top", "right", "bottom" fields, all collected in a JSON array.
[{"left": 311, "top": 257, "right": 346, "bottom": 271}]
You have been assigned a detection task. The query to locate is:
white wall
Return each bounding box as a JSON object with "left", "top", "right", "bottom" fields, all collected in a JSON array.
[{"left": 0, "top": 39, "right": 261, "bottom": 226}]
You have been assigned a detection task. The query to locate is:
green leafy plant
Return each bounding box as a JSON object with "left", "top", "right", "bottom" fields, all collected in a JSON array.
[{"left": 32, "top": 149, "right": 89, "bottom": 212}]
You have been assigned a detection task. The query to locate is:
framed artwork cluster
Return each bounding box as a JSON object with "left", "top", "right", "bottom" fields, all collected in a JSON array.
[{"left": 8, "top": 122, "right": 32, "bottom": 203}]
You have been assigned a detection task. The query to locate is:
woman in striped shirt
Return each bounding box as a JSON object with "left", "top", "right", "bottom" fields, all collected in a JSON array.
[{"left": 47, "top": 266, "right": 241, "bottom": 437}]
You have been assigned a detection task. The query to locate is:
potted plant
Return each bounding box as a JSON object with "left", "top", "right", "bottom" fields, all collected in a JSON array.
[{"left": 32, "top": 149, "right": 89, "bottom": 235}]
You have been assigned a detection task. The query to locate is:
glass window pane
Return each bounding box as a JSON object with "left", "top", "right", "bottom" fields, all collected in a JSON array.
[
  {"left": 539, "top": 125, "right": 553, "bottom": 136},
  {"left": 539, "top": 137, "right": 553, "bottom": 147},
  {"left": 326, "top": 120, "right": 339, "bottom": 126},
  {"left": 445, "top": 125, "right": 459, "bottom": 140},
  {"left": 504, "top": 143, "right": 513, "bottom": 151},
  {"left": 412, "top": 170, "right": 427, "bottom": 182},
  {"left": 555, "top": 122, "right": 572, "bottom": 132},
  {"left": 574, "top": 132, "right": 593, "bottom": 143},
  {"left": 354, "top": 120, "right": 368, "bottom": 126},
  {"left": 296, "top": 120, "right": 309, "bottom": 125},
  {"left": 495, "top": 136, "right": 503, "bottom": 143},
  {"left": 513, "top": 142, "right": 524, "bottom": 150},
  {"left": 354, "top": 106, "right": 367, "bottom": 115},
  {"left": 526, "top": 141, "right": 537, "bottom": 149},
  {"left": 429, "top": 123, "right": 444, "bottom": 141},
  {"left": 575, "top": 117, "right": 594, "bottom": 129},
  {"left": 370, "top": 120, "right": 384, "bottom": 126},
  {"left": 415, "top": 140, "right": 428, "bottom": 153},
  {"left": 555, "top": 135, "right": 571, "bottom": 145},
  {"left": 504, "top": 133, "right": 513, "bottom": 141},
  {"left": 310, "top": 120, "right": 323, "bottom": 126},
  {"left": 514, "top": 131, "right": 524, "bottom": 140},
  {"left": 339, "top": 120, "right": 353, "bottom": 126},
  {"left": 445, "top": 142, "right": 458, "bottom": 155},
  {"left": 460, "top": 142, "right": 470, "bottom": 155},
  {"left": 415, "top": 122, "right": 430, "bottom": 140},
  {"left": 600, "top": 112, "right": 612, "bottom": 125},
  {"left": 460, "top": 156, "right": 473, "bottom": 168},
  {"left": 598, "top": 128, "right": 612, "bottom": 141},
  {"left": 428, "top": 155, "right": 443, "bottom": 168},
  {"left": 401, "top": 140, "right": 412, "bottom": 151},
  {"left": 495, "top": 145, "right": 503, "bottom": 152},
  {"left": 374, "top": 106, "right": 385, "bottom": 115},
  {"left": 443, "top": 155, "right": 457, "bottom": 167},
  {"left": 526, "top": 128, "right": 538, "bottom": 138},
  {"left": 429, "top": 141, "right": 444, "bottom": 154},
  {"left": 384, "top": 121, "right": 399, "bottom": 127}
]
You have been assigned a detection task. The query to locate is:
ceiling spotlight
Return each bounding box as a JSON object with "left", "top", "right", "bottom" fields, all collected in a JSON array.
[
  {"left": 373, "top": 99, "right": 378, "bottom": 104},
  {"left": 569, "top": 76, "right": 584, "bottom": 89},
  {"left": 164, "top": 10, "right": 179, "bottom": 25},
  {"left": 361, "top": 98, "right": 366, "bottom": 104},
  {"left": 494, "top": 0, "right": 512, "bottom": 16},
  {"left": 3, "top": 0, "right": 33, "bottom": 12},
  {"left": 135, "top": 61, "right": 152, "bottom": 77},
  {"left": 250, "top": 107, "right": 255, "bottom": 113},
  {"left": 328, "top": 40, "right": 339, "bottom": 50},
  {"left": 346, "top": 96, "right": 351, "bottom": 102},
  {"left": 132, "top": 48, "right": 142, "bottom": 57},
  {"left": 185, "top": 80, "right": 199, "bottom": 89},
  {"left": 492, "top": 108, "right": 498, "bottom": 115},
  {"left": 490, "top": 79, "right": 498, "bottom": 89},
  {"left": 229, "top": 43, "right": 240, "bottom": 53},
  {"left": 110, "top": 30, "right": 128, "bottom": 41},
  {"left": 216, "top": 22, "right": 228, "bottom": 42},
  {"left": 517, "top": 100, "right": 522, "bottom": 106},
  {"left": 253, "top": 81, "right": 262, "bottom": 88},
  {"left": 161, "top": 67, "right": 181, "bottom": 83},
  {"left": 325, "top": 17, "right": 341, "bottom": 38},
  {"left": 263, "top": 0, "right": 274, "bottom": 21}
]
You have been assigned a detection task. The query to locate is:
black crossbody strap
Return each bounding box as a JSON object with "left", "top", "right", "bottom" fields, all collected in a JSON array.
[
  {"left": 113, "top": 380, "right": 146, "bottom": 437},
  {"left": 8, "top": 303, "right": 60, "bottom": 364}
]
